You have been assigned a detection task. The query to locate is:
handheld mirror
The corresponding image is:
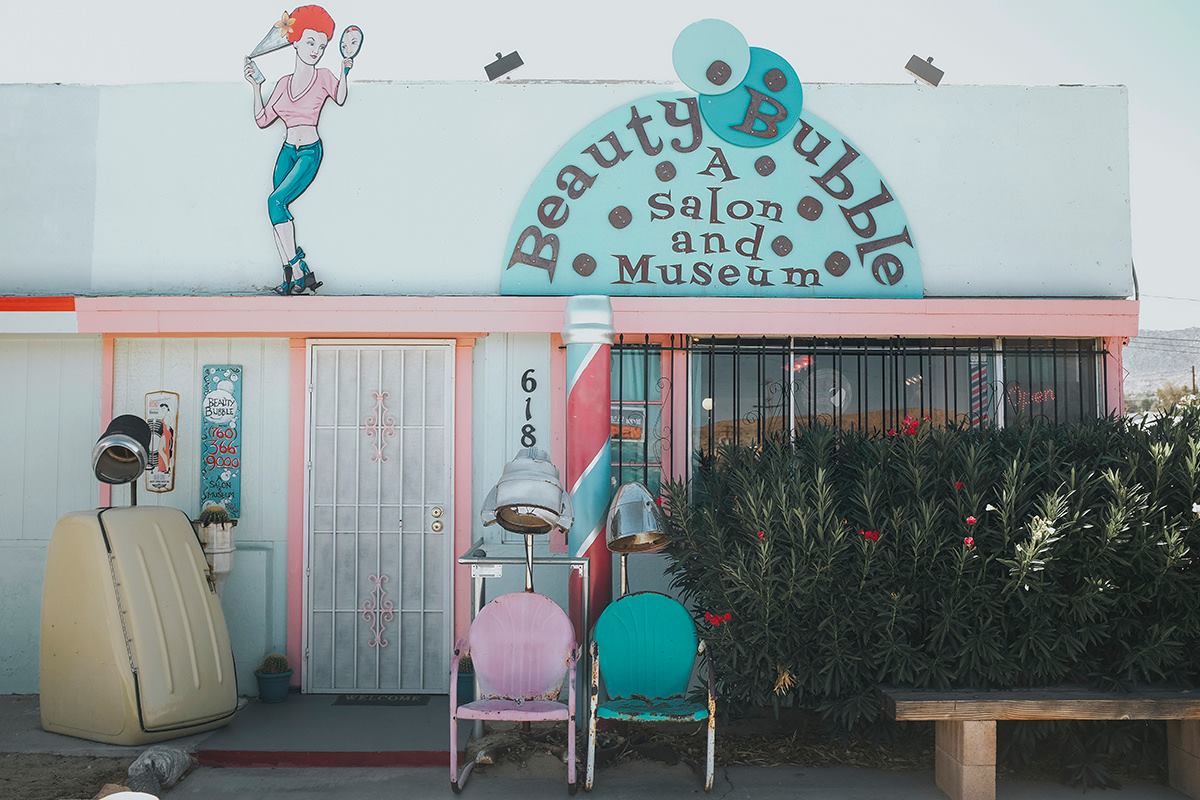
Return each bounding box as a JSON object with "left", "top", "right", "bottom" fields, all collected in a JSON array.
[{"left": 340, "top": 25, "right": 363, "bottom": 60}]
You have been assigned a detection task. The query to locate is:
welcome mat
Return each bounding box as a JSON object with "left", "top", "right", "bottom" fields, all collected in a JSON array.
[{"left": 333, "top": 693, "right": 430, "bottom": 707}]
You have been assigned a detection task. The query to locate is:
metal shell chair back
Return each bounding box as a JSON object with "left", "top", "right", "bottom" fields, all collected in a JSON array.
[
  {"left": 450, "top": 592, "right": 578, "bottom": 794},
  {"left": 469, "top": 591, "right": 575, "bottom": 701},
  {"left": 587, "top": 591, "right": 715, "bottom": 792},
  {"left": 593, "top": 591, "right": 696, "bottom": 699}
]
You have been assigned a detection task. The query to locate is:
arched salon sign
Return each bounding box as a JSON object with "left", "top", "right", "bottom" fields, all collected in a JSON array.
[{"left": 502, "top": 20, "right": 922, "bottom": 298}]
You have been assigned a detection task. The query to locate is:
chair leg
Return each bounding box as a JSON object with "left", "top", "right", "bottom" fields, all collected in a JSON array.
[
  {"left": 568, "top": 708, "right": 578, "bottom": 793},
  {"left": 450, "top": 713, "right": 474, "bottom": 793},
  {"left": 450, "top": 712, "right": 461, "bottom": 792},
  {"left": 585, "top": 649, "right": 598, "bottom": 792},
  {"left": 453, "top": 761, "right": 476, "bottom": 794},
  {"left": 704, "top": 707, "right": 716, "bottom": 792},
  {"left": 584, "top": 705, "right": 597, "bottom": 791}
]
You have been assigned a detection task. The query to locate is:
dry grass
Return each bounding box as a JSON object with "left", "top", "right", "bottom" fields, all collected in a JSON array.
[{"left": 0, "top": 754, "right": 133, "bottom": 800}]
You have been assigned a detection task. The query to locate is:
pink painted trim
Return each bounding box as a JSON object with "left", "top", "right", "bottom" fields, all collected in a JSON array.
[
  {"left": 73, "top": 296, "right": 1139, "bottom": 338},
  {"left": 549, "top": 334, "right": 567, "bottom": 554},
  {"left": 609, "top": 297, "right": 1141, "bottom": 338},
  {"left": 98, "top": 335, "right": 115, "bottom": 507},
  {"left": 453, "top": 341, "right": 475, "bottom": 642},
  {"left": 1103, "top": 336, "right": 1127, "bottom": 416},
  {"left": 286, "top": 338, "right": 307, "bottom": 687},
  {"left": 197, "top": 750, "right": 461, "bottom": 768}
]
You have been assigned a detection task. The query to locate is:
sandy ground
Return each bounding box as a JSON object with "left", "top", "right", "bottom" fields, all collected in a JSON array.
[{"left": 0, "top": 753, "right": 134, "bottom": 800}]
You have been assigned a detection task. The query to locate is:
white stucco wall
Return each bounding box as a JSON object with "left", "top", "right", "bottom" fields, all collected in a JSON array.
[
  {"left": 0, "top": 81, "right": 1131, "bottom": 298},
  {"left": 112, "top": 338, "right": 291, "bottom": 695},
  {"left": 0, "top": 336, "right": 101, "bottom": 693}
]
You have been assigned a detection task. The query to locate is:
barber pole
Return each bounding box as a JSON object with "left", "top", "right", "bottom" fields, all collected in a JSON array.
[
  {"left": 562, "top": 296, "right": 615, "bottom": 639},
  {"left": 969, "top": 353, "right": 990, "bottom": 427}
]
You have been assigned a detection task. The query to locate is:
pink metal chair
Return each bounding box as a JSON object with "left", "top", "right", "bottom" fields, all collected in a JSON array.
[{"left": 449, "top": 591, "right": 578, "bottom": 793}]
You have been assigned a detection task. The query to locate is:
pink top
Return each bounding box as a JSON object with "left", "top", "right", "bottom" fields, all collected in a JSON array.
[{"left": 256, "top": 68, "right": 339, "bottom": 129}]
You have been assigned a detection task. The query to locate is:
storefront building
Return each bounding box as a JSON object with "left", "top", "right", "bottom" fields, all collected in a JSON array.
[{"left": 0, "top": 21, "right": 1136, "bottom": 696}]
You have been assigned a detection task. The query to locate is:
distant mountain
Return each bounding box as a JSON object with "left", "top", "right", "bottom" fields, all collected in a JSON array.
[{"left": 1124, "top": 328, "right": 1200, "bottom": 396}]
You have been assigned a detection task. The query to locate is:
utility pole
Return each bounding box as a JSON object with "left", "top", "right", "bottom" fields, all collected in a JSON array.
[{"left": 1193, "top": 365, "right": 1197, "bottom": 394}]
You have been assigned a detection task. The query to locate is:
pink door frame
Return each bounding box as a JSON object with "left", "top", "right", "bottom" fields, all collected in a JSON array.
[{"left": 284, "top": 336, "right": 478, "bottom": 687}]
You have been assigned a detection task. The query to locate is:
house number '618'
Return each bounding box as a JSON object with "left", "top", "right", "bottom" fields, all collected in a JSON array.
[{"left": 521, "top": 368, "right": 537, "bottom": 447}]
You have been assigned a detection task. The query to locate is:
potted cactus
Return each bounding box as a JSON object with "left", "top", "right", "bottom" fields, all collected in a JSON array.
[
  {"left": 457, "top": 654, "right": 475, "bottom": 706},
  {"left": 255, "top": 653, "right": 293, "bottom": 703},
  {"left": 196, "top": 503, "right": 237, "bottom": 595}
]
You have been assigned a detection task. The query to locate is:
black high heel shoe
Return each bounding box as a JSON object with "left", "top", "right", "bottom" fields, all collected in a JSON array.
[
  {"left": 272, "top": 264, "right": 301, "bottom": 295},
  {"left": 292, "top": 247, "right": 323, "bottom": 294}
]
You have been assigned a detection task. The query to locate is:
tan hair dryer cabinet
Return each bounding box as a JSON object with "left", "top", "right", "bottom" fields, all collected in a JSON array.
[{"left": 40, "top": 507, "right": 238, "bottom": 744}]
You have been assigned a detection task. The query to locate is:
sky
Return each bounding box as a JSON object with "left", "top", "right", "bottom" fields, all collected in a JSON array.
[{"left": 1, "top": 0, "right": 1196, "bottom": 329}]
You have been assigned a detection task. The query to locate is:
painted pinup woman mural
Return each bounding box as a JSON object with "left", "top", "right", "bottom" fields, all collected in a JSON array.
[{"left": 244, "top": 6, "right": 361, "bottom": 294}]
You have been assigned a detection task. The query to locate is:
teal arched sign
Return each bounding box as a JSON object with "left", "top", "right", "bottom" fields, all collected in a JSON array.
[{"left": 501, "top": 21, "right": 922, "bottom": 299}]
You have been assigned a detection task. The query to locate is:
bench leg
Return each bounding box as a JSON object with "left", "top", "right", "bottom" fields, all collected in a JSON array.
[
  {"left": 934, "top": 720, "right": 996, "bottom": 800},
  {"left": 1169, "top": 721, "right": 1200, "bottom": 799}
]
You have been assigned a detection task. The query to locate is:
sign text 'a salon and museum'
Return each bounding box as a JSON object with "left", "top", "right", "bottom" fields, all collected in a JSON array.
[{"left": 501, "top": 20, "right": 922, "bottom": 299}]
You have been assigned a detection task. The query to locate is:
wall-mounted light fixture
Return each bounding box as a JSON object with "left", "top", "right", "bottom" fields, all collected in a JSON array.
[
  {"left": 481, "top": 447, "right": 573, "bottom": 591},
  {"left": 905, "top": 55, "right": 944, "bottom": 87},
  {"left": 485, "top": 51, "right": 524, "bottom": 81},
  {"left": 92, "top": 415, "right": 152, "bottom": 505}
]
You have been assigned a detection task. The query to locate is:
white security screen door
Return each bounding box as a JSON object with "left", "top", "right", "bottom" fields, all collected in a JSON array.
[{"left": 305, "top": 343, "right": 453, "bottom": 693}]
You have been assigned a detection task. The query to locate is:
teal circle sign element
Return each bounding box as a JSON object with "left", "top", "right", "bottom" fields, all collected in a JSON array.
[
  {"left": 671, "top": 18, "right": 749, "bottom": 96},
  {"left": 700, "top": 47, "right": 803, "bottom": 148}
]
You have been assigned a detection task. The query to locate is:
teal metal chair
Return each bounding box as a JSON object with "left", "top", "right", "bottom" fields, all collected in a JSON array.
[{"left": 585, "top": 591, "right": 715, "bottom": 792}]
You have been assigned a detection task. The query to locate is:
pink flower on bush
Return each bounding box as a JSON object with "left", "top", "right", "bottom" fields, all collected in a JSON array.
[
  {"left": 965, "top": 516, "right": 977, "bottom": 526},
  {"left": 963, "top": 536, "right": 975, "bottom": 548},
  {"left": 858, "top": 529, "right": 881, "bottom": 542},
  {"left": 756, "top": 530, "right": 765, "bottom": 540},
  {"left": 954, "top": 480, "right": 964, "bottom": 491},
  {"left": 902, "top": 415, "right": 920, "bottom": 436},
  {"left": 703, "top": 611, "right": 733, "bottom": 627},
  {"left": 655, "top": 496, "right": 664, "bottom": 507},
  {"left": 886, "top": 428, "right": 897, "bottom": 438}
]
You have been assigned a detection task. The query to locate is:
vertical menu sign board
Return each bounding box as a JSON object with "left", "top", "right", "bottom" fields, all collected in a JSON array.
[{"left": 201, "top": 365, "right": 242, "bottom": 519}]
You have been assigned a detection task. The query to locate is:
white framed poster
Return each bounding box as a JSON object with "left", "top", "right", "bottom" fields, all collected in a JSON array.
[{"left": 145, "top": 390, "right": 180, "bottom": 493}]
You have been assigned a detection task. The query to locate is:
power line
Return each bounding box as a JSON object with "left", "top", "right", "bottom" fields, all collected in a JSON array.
[
  {"left": 1124, "top": 344, "right": 1200, "bottom": 356},
  {"left": 1132, "top": 335, "right": 1200, "bottom": 345},
  {"left": 1142, "top": 294, "right": 1200, "bottom": 303},
  {"left": 1127, "top": 342, "right": 1200, "bottom": 351},
  {"left": 1126, "top": 341, "right": 1200, "bottom": 352}
]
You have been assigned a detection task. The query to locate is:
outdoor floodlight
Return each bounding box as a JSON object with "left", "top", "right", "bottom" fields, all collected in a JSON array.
[
  {"left": 481, "top": 447, "right": 573, "bottom": 591},
  {"left": 485, "top": 51, "right": 524, "bottom": 81},
  {"left": 92, "top": 415, "right": 152, "bottom": 505},
  {"left": 905, "top": 55, "right": 943, "bottom": 87},
  {"left": 606, "top": 482, "right": 668, "bottom": 596}
]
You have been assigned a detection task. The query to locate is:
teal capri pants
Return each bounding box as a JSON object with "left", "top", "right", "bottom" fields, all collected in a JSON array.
[{"left": 269, "top": 140, "right": 323, "bottom": 225}]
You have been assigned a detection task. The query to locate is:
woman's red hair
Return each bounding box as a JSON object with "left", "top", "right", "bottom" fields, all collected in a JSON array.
[{"left": 287, "top": 5, "right": 335, "bottom": 43}]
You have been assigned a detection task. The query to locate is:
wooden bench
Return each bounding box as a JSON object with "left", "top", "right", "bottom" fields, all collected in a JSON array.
[{"left": 883, "top": 689, "right": 1200, "bottom": 800}]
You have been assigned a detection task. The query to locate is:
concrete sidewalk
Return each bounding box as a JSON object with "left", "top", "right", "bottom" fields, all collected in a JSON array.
[
  {"left": 164, "top": 761, "right": 1187, "bottom": 799},
  {"left": 0, "top": 695, "right": 218, "bottom": 757}
]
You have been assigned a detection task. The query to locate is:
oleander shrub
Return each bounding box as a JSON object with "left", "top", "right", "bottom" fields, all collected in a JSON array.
[{"left": 662, "top": 404, "right": 1200, "bottom": 785}]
